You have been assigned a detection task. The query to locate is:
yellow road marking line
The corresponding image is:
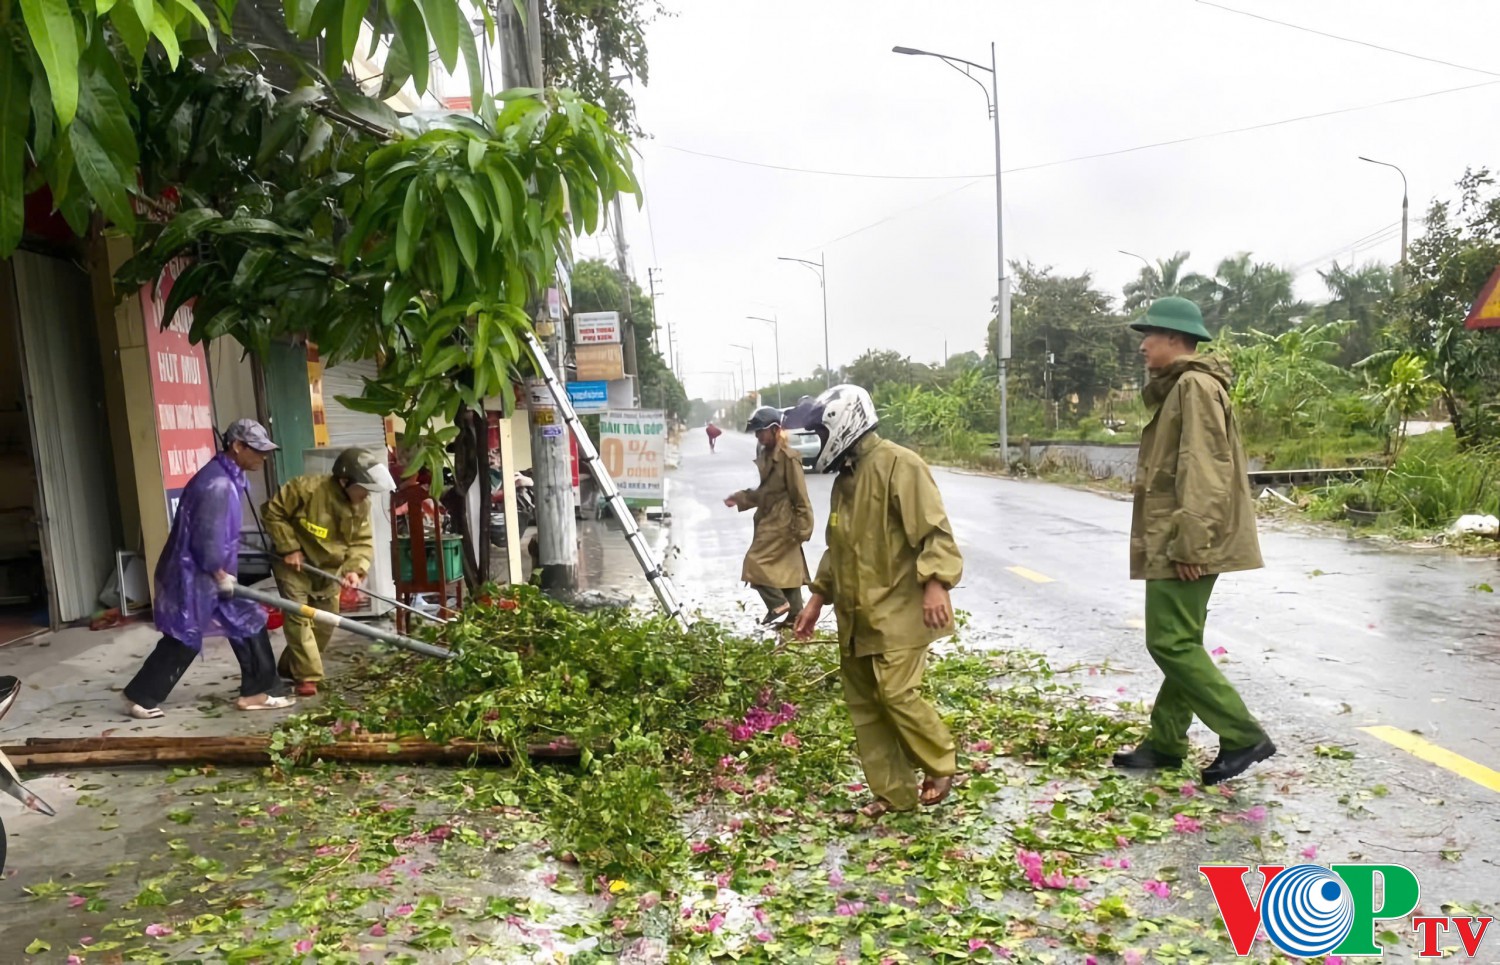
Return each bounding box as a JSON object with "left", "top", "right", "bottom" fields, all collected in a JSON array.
[
  {"left": 1361, "top": 725, "right": 1500, "bottom": 794},
  {"left": 1006, "top": 566, "right": 1055, "bottom": 584}
]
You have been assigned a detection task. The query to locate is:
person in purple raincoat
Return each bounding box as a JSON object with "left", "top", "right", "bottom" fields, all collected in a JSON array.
[{"left": 121, "top": 419, "right": 296, "bottom": 719}]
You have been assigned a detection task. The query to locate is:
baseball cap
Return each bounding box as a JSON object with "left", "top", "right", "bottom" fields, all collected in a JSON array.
[{"left": 222, "top": 418, "right": 279, "bottom": 452}]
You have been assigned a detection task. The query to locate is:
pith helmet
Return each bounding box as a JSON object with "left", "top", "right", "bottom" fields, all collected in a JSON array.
[
  {"left": 332, "top": 447, "right": 397, "bottom": 493},
  {"left": 1129, "top": 296, "right": 1212, "bottom": 342}
]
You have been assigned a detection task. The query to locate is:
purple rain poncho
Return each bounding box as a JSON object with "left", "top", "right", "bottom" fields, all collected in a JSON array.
[{"left": 152, "top": 452, "right": 266, "bottom": 650}]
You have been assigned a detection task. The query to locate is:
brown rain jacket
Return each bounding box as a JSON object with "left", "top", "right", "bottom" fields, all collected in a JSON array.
[
  {"left": 730, "top": 436, "right": 814, "bottom": 588},
  {"left": 1130, "top": 355, "right": 1263, "bottom": 581},
  {"left": 810, "top": 433, "right": 964, "bottom": 656}
]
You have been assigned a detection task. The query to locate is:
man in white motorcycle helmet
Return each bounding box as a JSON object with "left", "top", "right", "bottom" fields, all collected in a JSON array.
[{"left": 793, "top": 384, "right": 965, "bottom": 818}]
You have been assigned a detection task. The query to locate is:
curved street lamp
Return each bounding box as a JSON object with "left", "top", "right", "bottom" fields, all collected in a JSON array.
[{"left": 893, "top": 42, "right": 1009, "bottom": 459}]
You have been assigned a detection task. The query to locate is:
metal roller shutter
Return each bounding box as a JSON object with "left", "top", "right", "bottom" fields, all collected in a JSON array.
[{"left": 321, "top": 359, "right": 387, "bottom": 449}]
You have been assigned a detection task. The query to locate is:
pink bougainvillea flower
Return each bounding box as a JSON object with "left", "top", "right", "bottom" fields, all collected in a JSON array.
[
  {"left": 1173, "top": 813, "right": 1203, "bottom": 834},
  {"left": 689, "top": 841, "right": 711, "bottom": 854},
  {"left": 144, "top": 923, "right": 174, "bottom": 937},
  {"left": 67, "top": 894, "right": 86, "bottom": 908},
  {"left": 266, "top": 804, "right": 286, "bottom": 817},
  {"left": 877, "top": 891, "right": 891, "bottom": 904},
  {"left": 540, "top": 873, "right": 558, "bottom": 887},
  {"left": 1211, "top": 646, "right": 1229, "bottom": 657},
  {"left": 753, "top": 907, "right": 769, "bottom": 925},
  {"left": 1301, "top": 845, "right": 1319, "bottom": 860},
  {"left": 78, "top": 938, "right": 95, "bottom": 947},
  {"left": 295, "top": 939, "right": 314, "bottom": 953},
  {"left": 1179, "top": 782, "right": 1198, "bottom": 798},
  {"left": 370, "top": 924, "right": 387, "bottom": 937},
  {"left": 835, "top": 900, "right": 865, "bottom": 916},
  {"left": 780, "top": 732, "right": 801, "bottom": 748},
  {"left": 967, "top": 739, "right": 994, "bottom": 754},
  {"left": 1116, "top": 686, "right": 1128, "bottom": 694},
  {"left": 753, "top": 931, "right": 773, "bottom": 942},
  {"left": 1072, "top": 877, "right": 1091, "bottom": 890},
  {"left": 1120, "top": 857, "right": 1132, "bottom": 870},
  {"left": 969, "top": 938, "right": 989, "bottom": 952},
  {"left": 1143, "top": 880, "right": 1171, "bottom": 899},
  {"left": 1086, "top": 957, "right": 1099, "bottom": 965},
  {"left": 394, "top": 904, "right": 415, "bottom": 917},
  {"left": 1237, "top": 805, "right": 1268, "bottom": 823},
  {"left": 1325, "top": 958, "right": 1343, "bottom": 965},
  {"left": 1100, "top": 858, "right": 1118, "bottom": 869},
  {"left": 1115, "top": 835, "right": 1130, "bottom": 848},
  {"left": 828, "top": 870, "right": 845, "bottom": 887},
  {"left": 1124, "top": 951, "right": 1145, "bottom": 965},
  {"left": 706, "top": 913, "right": 726, "bottom": 933}
]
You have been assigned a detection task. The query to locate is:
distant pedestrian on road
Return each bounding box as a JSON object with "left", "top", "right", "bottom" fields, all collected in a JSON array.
[
  {"left": 794, "top": 385, "right": 964, "bottom": 818},
  {"left": 1112, "top": 297, "right": 1276, "bottom": 786},
  {"left": 122, "top": 420, "right": 295, "bottom": 719},
  {"left": 724, "top": 406, "right": 815, "bottom": 628},
  {"left": 706, "top": 421, "right": 722, "bottom": 453}
]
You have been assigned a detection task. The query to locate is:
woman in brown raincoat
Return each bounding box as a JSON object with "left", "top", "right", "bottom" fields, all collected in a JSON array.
[{"left": 724, "top": 406, "right": 815, "bottom": 627}]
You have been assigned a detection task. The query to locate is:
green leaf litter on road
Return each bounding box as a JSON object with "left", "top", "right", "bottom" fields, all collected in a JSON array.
[{"left": 23, "top": 588, "right": 1366, "bottom": 962}]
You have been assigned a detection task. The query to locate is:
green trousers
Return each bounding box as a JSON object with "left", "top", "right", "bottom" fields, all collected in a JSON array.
[
  {"left": 273, "top": 565, "right": 339, "bottom": 683},
  {"left": 840, "top": 645, "right": 957, "bottom": 811},
  {"left": 1143, "top": 576, "right": 1267, "bottom": 757}
]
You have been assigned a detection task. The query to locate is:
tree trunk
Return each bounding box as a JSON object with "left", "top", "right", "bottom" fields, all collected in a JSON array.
[{"left": 1, "top": 735, "right": 581, "bottom": 770}]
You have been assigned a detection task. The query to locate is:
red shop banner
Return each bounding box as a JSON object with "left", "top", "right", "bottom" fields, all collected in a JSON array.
[{"left": 142, "top": 256, "right": 217, "bottom": 520}]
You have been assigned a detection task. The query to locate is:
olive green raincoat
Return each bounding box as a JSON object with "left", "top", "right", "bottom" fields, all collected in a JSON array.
[
  {"left": 810, "top": 433, "right": 964, "bottom": 657},
  {"left": 262, "top": 474, "right": 376, "bottom": 682},
  {"left": 730, "top": 437, "right": 815, "bottom": 589},
  {"left": 1130, "top": 355, "right": 1263, "bottom": 581}
]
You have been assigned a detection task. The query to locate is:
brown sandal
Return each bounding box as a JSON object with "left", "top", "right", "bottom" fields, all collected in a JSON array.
[
  {"left": 920, "top": 775, "right": 954, "bottom": 807},
  {"left": 858, "top": 799, "right": 893, "bottom": 819}
]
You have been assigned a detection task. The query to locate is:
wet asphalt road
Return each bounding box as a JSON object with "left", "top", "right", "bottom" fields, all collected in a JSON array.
[{"left": 666, "top": 429, "right": 1500, "bottom": 906}]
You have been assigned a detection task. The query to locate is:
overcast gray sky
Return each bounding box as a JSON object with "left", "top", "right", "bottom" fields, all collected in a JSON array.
[{"left": 594, "top": 0, "right": 1500, "bottom": 401}]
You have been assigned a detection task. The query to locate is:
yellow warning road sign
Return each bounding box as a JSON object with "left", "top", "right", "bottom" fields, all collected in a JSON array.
[{"left": 1464, "top": 265, "right": 1500, "bottom": 329}]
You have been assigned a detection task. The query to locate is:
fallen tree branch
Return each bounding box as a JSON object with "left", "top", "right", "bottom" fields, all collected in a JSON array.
[{"left": 1, "top": 735, "right": 581, "bottom": 770}]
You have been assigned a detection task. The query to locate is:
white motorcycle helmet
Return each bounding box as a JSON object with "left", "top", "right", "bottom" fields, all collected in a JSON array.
[{"left": 802, "top": 384, "right": 878, "bottom": 473}]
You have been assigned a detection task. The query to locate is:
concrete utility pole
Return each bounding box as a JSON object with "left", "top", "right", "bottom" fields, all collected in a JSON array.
[
  {"left": 504, "top": 1, "right": 577, "bottom": 589},
  {"left": 649, "top": 267, "right": 673, "bottom": 373},
  {"left": 730, "top": 342, "right": 757, "bottom": 405}
]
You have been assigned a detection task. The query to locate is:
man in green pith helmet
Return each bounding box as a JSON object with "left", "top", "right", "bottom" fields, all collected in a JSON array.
[
  {"left": 263, "top": 447, "right": 395, "bottom": 697},
  {"left": 1111, "top": 296, "right": 1277, "bottom": 787}
]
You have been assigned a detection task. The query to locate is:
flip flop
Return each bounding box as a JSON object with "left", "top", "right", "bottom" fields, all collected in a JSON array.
[
  {"left": 125, "top": 702, "right": 165, "bottom": 720},
  {"left": 920, "top": 774, "right": 954, "bottom": 807},
  {"left": 236, "top": 695, "right": 298, "bottom": 712},
  {"left": 760, "top": 604, "right": 791, "bottom": 626},
  {"left": 858, "top": 799, "right": 893, "bottom": 819}
]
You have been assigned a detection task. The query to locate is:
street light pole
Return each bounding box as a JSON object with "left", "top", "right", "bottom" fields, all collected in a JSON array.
[
  {"left": 894, "top": 42, "right": 1009, "bottom": 461},
  {"left": 777, "top": 254, "right": 830, "bottom": 388},
  {"left": 746, "top": 315, "right": 782, "bottom": 407},
  {"left": 729, "top": 342, "right": 758, "bottom": 405},
  {"left": 1358, "top": 156, "right": 1408, "bottom": 288}
]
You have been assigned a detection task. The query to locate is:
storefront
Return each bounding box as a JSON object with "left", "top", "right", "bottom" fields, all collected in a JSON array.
[{"left": 0, "top": 250, "right": 123, "bottom": 641}]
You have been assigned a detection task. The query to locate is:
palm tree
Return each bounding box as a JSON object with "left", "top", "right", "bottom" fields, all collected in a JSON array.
[
  {"left": 1185, "top": 253, "right": 1306, "bottom": 336},
  {"left": 1316, "top": 261, "right": 1393, "bottom": 367},
  {"left": 1122, "top": 251, "right": 1193, "bottom": 312}
]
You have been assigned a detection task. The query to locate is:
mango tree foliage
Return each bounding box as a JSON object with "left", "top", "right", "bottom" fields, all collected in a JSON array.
[
  {"left": 117, "top": 62, "right": 638, "bottom": 478},
  {"left": 0, "top": 0, "right": 490, "bottom": 253}
]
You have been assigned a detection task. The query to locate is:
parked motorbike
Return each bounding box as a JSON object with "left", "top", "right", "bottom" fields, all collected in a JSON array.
[
  {"left": 0, "top": 676, "right": 55, "bottom": 875},
  {"left": 489, "top": 471, "right": 536, "bottom": 545}
]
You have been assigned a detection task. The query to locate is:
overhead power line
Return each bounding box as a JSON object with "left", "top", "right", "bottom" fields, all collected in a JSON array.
[
  {"left": 664, "top": 77, "right": 1500, "bottom": 186},
  {"left": 1194, "top": 0, "right": 1500, "bottom": 79}
]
